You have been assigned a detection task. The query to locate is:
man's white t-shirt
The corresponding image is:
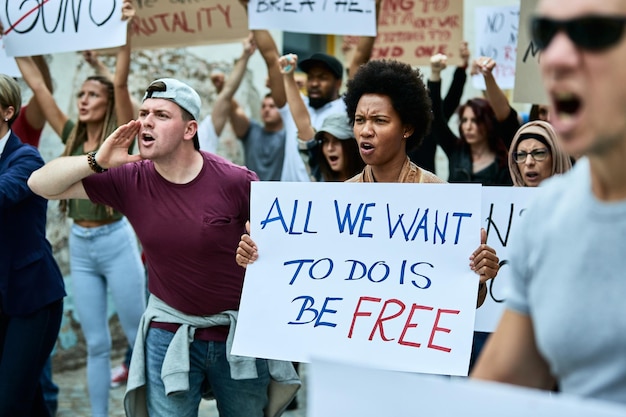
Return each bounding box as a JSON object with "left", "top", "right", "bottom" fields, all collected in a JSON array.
[{"left": 279, "top": 96, "right": 346, "bottom": 182}]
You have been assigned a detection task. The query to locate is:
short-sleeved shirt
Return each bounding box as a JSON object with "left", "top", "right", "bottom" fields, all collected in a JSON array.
[
  {"left": 62, "top": 120, "right": 123, "bottom": 222},
  {"left": 506, "top": 158, "right": 626, "bottom": 405},
  {"left": 13, "top": 105, "right": 43, "bottom": 148},
  {"left": 198, "top": 116, "right": 219, "bottom": 153},
  {"left": 83, "top": 151, "right": 258, "bottom": 340},
  {"left": 241, "top": 120, "right": 285, "bottom": 181}
]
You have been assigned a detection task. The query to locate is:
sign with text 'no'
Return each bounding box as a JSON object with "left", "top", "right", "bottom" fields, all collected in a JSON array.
[
  {"left": 1, "top": 0, "right": 127, "bottom": 57},
  {"left": 474, "top": 186, "right": 538, "bottom": 333},
  {"left": 232, "top": 182, "right": 482, "bottom": 377},
  {"left": 247, "top": 0, "right": 377, "bottom": 36},
  {"left": 472, "top": 4, "right": 520, "bottom": 91}
]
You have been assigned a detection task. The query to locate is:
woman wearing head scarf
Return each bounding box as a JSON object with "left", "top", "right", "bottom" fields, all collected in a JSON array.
[{"left": 509, "top": 120, "right": 572, "bottom": 187}]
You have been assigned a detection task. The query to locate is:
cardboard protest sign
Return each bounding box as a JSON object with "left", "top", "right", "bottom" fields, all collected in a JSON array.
[
  {"left": 343, "top": 0, "right": 464, "bottom": 66},
  {"left": 309, "top": 358, "right": 626, "bottom": 417},
  {"left": 474, "top": 187, "right": 538, "bottom": 333},
  {"left": 472, "top": 5, "right": 519, "bottom": 91},
  {"left": 513, "top": 0, "right": 548, "bottom": 105},
  {"left": 1, "top": 0, "right": 127, "bottom": 57},
  {"left": 131, "top": 0, "right": 249, "bottom": 49},
  {"left": 247, "top": 0, "right": 376, "bottom": 36},
  {"left": 233, "top": 182, "right": 482, "bottom": 376}
]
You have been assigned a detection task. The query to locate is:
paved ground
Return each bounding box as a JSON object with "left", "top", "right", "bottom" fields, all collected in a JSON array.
[{"left": 54, "top": 354, "right": 307, "bottom": 417}]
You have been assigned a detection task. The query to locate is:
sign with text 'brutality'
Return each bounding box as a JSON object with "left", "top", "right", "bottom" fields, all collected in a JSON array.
[
  {"left": 247, "top": 0, "right": 376, "bottom": 36},
  {"left": 474, "top": 186, "right": 538, "bottom": 332},
  {"left": 131, "top": 0, "right": 248, "bottom": 49},
  {"left": 233, "top": 182, "right": 482, "bottom": 376},
  {"left": 1, "top": 0, "right": 127, "bottom": 57},
  {"left": 343, "top": 0, "right": 463, "bottom": 66}
]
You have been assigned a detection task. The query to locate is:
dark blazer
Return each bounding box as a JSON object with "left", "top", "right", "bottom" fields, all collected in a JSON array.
[{"left": 0, "top": 132, "right": 65, "bottom": 316}]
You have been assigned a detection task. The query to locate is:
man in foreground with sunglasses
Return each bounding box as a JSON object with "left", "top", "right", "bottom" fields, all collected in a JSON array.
[{"left": 471, "top": 0, "right": 626, "bottom": 407}]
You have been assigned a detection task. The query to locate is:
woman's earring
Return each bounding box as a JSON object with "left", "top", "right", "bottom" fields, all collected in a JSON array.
[{"left": 3, "top": 118, "right": 7, "bottom": 122}]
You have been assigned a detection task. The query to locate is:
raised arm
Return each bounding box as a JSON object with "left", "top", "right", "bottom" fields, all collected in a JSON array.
[
  {"left": 113, "top": 0, "right": 136, "bottom": 125},
  {"left": 240, "top": 0, "right": 286, "bottom": 108},
  {"left": 442, "top": 41, "right": 470, "bottom": 121},
  {"left": 28, "top": 120, "right": 142, "bottom": 200},
  {"left": 20, "top": 56, "right": 53, "bottom": 133},
  {"left": 471, "top": 56, "right": 512, "bottom": 122},
  {"left": 347, "top": 0, "right": 382, "bottom": 80},
  {"left": 428, "top": 54, "right": 458, "bottom": 157},
  {"left": 212, "top": 33, "right": 256, "bottom": 136},
  {"left": 471, "top": 309, "right": 556, "bottom": 389},
  {"left": 279, "top": 54, "right": 315, "bottom": 141},
  {"left": 16, "top": 56, "right": 68, "bottom": 137}
]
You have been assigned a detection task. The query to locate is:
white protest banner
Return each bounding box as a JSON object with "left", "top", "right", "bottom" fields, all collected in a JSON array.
[
  {"left": 309, "top": 358, "right": 626, "bottom": 417},
  {"left": 233, "top": 182, "right": 482, "bottom": 376},
  {"left": 131, "top": 0, "right": 249, "bottom": 49},
  {"left": 513, "top": 0, "right": 548, "bottom": 105},
  {"left": 472, "top": 5, "right": 519, "bottom": 91},
  {"left": 0, "top": 41, "right": 19, "bottom": 77},
  {"left": 475, "top": 186, "right": 538, "bottom": 332},
  {"left": 1, "top": 0, "right": 127, "bottom": 57},
  {"left": 247, "top": 0, "right": 376, "bottom": 36},
  {"left": 343, "top": 0, "right": 464, "bottom": 66}
]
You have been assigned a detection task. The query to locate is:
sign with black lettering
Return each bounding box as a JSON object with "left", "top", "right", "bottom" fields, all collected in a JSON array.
[
  {"left": 474, "top": 186, "right": 538, "bottom": 332},
  {"left": 513, "top": 0, "right": 547, "bottom": 105},
  {"left": 1, "top": 0, "right": 127, "bottom": 57},
  {"left": 233, "top": 182, "right": 482, "bottom": 376},
  {"left": 247, "top": 0, "right": 376, "bottom": 36}
]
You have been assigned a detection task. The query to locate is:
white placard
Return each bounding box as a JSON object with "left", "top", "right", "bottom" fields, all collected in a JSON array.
[
  {"left": 247, "top": 0, "right": 377, "bottom": 36},
  {"left": 1, "top": 0, "right": 127, "bottom": 57},
  {"left": 474, "top": 186, "right": 538, "bottom": 332},
  {"left": 0, "top": 40, "right": 19, "bottom": 77},
  {"left": 233, "top": 182, "right": 482, "bottom": 376},
  {"left": 309, "top": 358, "right": 626, "bottom": 417},
  {"left": 472, "top": 5, "right": 520, "bottom": 91}
]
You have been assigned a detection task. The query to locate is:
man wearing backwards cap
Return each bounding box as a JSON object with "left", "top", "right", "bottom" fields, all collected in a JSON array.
[{"left": 27, "top": 78, "right": 300, "bottom": 417}]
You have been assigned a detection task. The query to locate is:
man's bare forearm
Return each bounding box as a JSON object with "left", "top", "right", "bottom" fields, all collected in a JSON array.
[{"left": 28, "top": 155, "right": 92, "bottom": 200}]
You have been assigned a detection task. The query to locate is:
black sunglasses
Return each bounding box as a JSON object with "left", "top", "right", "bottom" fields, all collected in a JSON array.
[{"left": 531, "top": 15, "right": 626, "bottom": 51}]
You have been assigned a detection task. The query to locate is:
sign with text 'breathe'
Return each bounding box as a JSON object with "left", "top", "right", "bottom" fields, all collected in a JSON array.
[
  {"left": 247, "top": 0, "right": 377, "bottom": 36},
  {"left": 1, "top": 0, "right": 127, "bottom": 57},
  {"left": 232, "top": 182, "right": 482, "bottom": 376}
]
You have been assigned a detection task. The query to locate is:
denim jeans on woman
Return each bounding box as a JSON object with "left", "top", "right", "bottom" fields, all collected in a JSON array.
[
  {"left": 70, "top": 218, "right": 146, "bottom": 417},
  {"left": 145, "top": 328, "right": 270, "bottom": 417}
]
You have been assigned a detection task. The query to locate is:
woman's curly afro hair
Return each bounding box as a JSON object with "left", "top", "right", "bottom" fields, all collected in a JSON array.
[{"left": 343, "top": 59, "right": 432, "bottom": 153}]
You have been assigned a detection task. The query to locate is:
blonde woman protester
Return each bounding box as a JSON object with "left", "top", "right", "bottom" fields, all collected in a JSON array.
[
  {"left": 509, "top": 120, "right": 572, "bottom": 187},
  {"left": 15, "top": 3, "right": 146, "bottom": 417}
]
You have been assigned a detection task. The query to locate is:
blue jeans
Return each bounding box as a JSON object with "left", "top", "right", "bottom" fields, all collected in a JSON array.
[
  {"left": 146, "top": 328, "right": 270, "bottom": 417},
  {"left": 70, "top": 218, "right": 146, "bottom": 417}
]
